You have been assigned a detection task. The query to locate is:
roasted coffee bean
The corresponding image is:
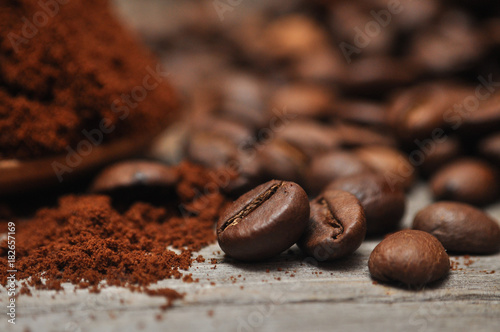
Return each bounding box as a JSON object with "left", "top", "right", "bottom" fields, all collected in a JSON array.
[
  {"left": 263, "top": 15, "right": 329, "bottom": 61},
  {"left": 460, "top": 91, "right": 500, "bottom": 135},
  {"left": 298, "top": 190, "right": 366, "bottom": 261},
  {"left": 326, "top": 173, "right": 406, "bottom": 235},
  {"left": 270, "top": 83, "right": 334, "bottom": 119},
  {"left": 89, "top": 160, "right": 178, "bottom": 194},
  {"left": 419, "top": 136, "right": 462, "bottom": 175},
  {"left": 307, "top": 151, "right": 373, "bottom": 195},
  {"left": 355, "top": 146, "right": 416, "bottom": 190},
  {"left": 186, "top": 131, "right": 239, "bottom": 169},
  {"left": 479, "top": 132, "right": 500, "bottom": 165},
  {"left": 430, "top": 158, "right": 499, "bottom": 206},
  {"left": 217, "top": 180, "right": 310, "bottom": 261},
  {"left": 258, "top": 139, "right": 309, "bottom": 184},
  {"left": 333, "top": 99, "right": 388, "bottom": 128},
  {"left": 387, "top": 83, "right": 468, "bottom": 144},
  {"left": 368, "top": 230, "right": 450, "bottom": 286},
  {"left": 220, "top": 152, "right": 264, "bottom": 197},
  {"left": 276, "top": 120, "right": 341, "bottom": 159},
  {"left": 339, "top": 57, "right": 418, "bottom": 95},
  {"left": 190, "top": 116, "right": 254, "bottom": 149},
  {"left": 413, "top": 202, "right": 500, "bottom": 254},
  {"left": 292, "top": 45, "right": 345, "bottom": 83},
  {"left": 335, "top": 122, "right": 397, "bottom": 148}
]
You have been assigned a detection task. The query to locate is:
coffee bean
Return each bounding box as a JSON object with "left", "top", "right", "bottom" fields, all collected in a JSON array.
[
  {"left": 89, "top": 160, "right": 178, "bottom": 194},
  {"left": 270, "top": 83, "right": 333, "bottom": 119},
  {"left": 368, "top": 230, "right": 450, "bottom": 286},
  {"left": 430, "top": 158, "right": 499, "bottom": 206},
  {"left": 335, "top": 122, "right": 397, "bottom": 148},
  {"left": 217, "top": 180, "right": 310, "bottom": 261},
  {"left": 326, "top": 173, "right": 406, "bottom": 235},
  {"left": 276, "top": 120, "right": 341, "bottom": 159},
  {"left": 413, "top": 202, "right": 500, "bottom": 254},
  {"left": 479, "top": 132, "right": 500, "bottom": 165},
  {"left": 220, "top": 152, "right": 264, "bottom": 197},
  {"left": 333, "top": 99, "right": 388, "bottom": 128},
  {"left": 461, "top": 92, "right": 500, "bottom": 135},
  {"left": 190, "top": 116, "right": 254, "bottom": 149},
  {"left": 307, "top": 151, "right": 373, "bottom": 195},
  {"left": 387, "top": 83, "right": 468, "bottom": 144},
  {"left": 258, "top": 139, "right": 309, "bottom": 184},
  {"left": 419, "top": 136, "right": 462, "bottom": 175},
  {"left": 186, "top": 132, "right": 239, "bottom": 169},
  {"left": 355, "top": 146, "right": 416, "bottom": 190},
  {"left": 298, "top": 190, "right": 366, "bottom": 261}
]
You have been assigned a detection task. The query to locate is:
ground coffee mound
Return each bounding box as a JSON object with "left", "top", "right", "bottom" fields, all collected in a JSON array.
[
  {"left": 0, "top": 163, "right": 228, "bottom": 295},
  {"left": 0, "top": 0, "right": 177, "bottom": 160}
]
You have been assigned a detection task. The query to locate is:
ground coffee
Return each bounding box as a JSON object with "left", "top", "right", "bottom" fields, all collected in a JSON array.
[
  {"left": 0, "top": 0, "right": 177, "bottom": 160},
  {"left": 0, "top": 163, "right": 228, "bottom": 299}
]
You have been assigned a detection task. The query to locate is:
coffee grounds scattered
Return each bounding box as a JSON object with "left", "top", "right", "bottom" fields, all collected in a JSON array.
[
  {"left": 0, "top": 162, "right": 229, "bottom": 305},
  {"left": 0, "top": 0, "right": 177, "bottom": 160}
]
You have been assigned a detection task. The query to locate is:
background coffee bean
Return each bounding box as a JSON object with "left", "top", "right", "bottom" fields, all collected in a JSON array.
[
  {"left": 479, "top": 132, "right": 500, "bottom": 166},
  {"left": 413, "top": 202, "right": 500, "bottom": 254},
  {"left": 217, "top": 180, "right": 309, "bottom": 261},
  {"left": 419, "top": 136, "right": 462, "bottom": 175},
  {"left": 326, "top": 173, "right": 406, "bottom": 235},
  {"left": 355, "top": 146, "right": 416, "bottom": 191},
  {"left": 368, "top": 230, "right": 450, "bottom": 286},
  {"left": 307, "top": 151, "right": 373, "bottom": 195},
  {"left": 430, "top": 158, "right": 499, "bottom": 206},
  {"left": 89, "top": 160, "right": 178, "bottom": 194},
  {"left": 298, "top": 189, "right": 366, "bottom": 261},
  {"left": 258, "top": 139, "right": 309, "bottom": 184},
  {"left": 186, "top": 132, "right": 239, "bottom": 169},
  {"left": 276, "top": 120, "right": 341, "bottom": 159}
]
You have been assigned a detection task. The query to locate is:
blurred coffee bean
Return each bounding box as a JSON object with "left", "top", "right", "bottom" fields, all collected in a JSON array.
[
  {"left": 216, "top": 72, "right": 270, "bottom": 130},
  {"left": 148, "top": 123, "right": 190, "bottom": 164},
  {"left": 291, "top": 46, "right": 346, "bottom": 83},
  {"left": 328, "top": 2, "right": 396, "bottom": 57},
  {"left": 410, "top": 11, "right": 484, "bottom": 73},
  {"left": 419, "top": 136, "right": 462, "bottom": 174},
  {"left": 307, "top": 151, "right": 373, "bottom": 194},
  {"left": 186, "top": 132, "right": 239, "bottom": 169},
  {"left": 270, "top": 83, "right": 334, "bottom": 119},
  {"left": 459, "top": 93, "right": 500, "bottom": 135},
  {"left": 355, "top": 146, "right": 415, "bottom": 190},
  {"left": 90, "top": 160, "right": 178, "bottom": 194},
  {"left": 387, "top": 83, "right": 469, "bottom": 144},
  {"left": 219, "top": 152, "right": 264, "bottom": 197},
  {"left": 326, "top": 173, "right": 406, "bottom": 235},
  {"left": 276, "top": 120, "right": 341, "bottom": 159},
  {"left": 335, "top": 122, "right": 397, "bottom": 148},
  {"left": 258, "top": 139, "right": 309, "bottom": 184},
  {"left": 333, "top": 100, "right": 388, "bottom": 128},
  {"left": 190, "top": 116, "right": 254, "bottom": 149},
  {"left": 340, "top": 57, "right": 418, "bottom": 95},
  {"left": 479, "top": 132, "right": 500, "bottom": 165},
  {"left": 263, "top": 15, "right": 329, "bottom": 61},
  {"left": 430, "top": 158, "right": 499, "bottom": 206},
  {"left": 89, "top": 160, "right": 178, "bottom": 206},
  {"left": 413, "top": 201, "right": 500, "bottom": 254}
]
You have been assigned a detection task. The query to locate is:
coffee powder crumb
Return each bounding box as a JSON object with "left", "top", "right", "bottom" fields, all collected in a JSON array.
[
  {"left": 207, "top": 310, "right": 214, "bottom": 317},
  {"left": 0, "top": 163, "right": 228, "bottom": 306},
  {"left": 145, "top": 288, "right": 184, "bottom": 311},
  {"left": 196, "top": 255, "right": 206, "bottom": 263}
]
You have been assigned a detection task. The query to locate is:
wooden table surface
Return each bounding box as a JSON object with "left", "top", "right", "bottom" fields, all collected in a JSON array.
[{"left": 2, "top": 184, "right": 499, "bottom": 332}]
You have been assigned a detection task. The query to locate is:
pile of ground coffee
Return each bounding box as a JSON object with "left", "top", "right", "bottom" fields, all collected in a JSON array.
[
  {"left": 0, "top": 0, "right": 177, "bottom": 160},
  {"left": 0, "top": 163, "right": 228, "bottom": 296}
]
